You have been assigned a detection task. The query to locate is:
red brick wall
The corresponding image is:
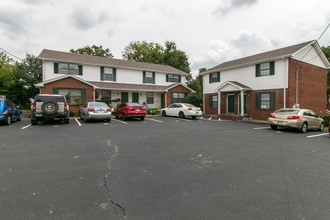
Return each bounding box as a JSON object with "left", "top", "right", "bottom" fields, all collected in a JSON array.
[
  {"left": 166, "top": 85, "right": 192, "bottom": 107},
  {"left": 40, "top": 77, "right": 94, "bottom": 115},
  {"left": 204, "top": 93, "right": 219, "bottom": 115},
  {"left": 287, "top": 58, "right": 328, "bottom": 114}
]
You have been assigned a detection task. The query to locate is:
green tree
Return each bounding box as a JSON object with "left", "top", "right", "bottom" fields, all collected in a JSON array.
[
  {"left": 122, "top": 40, "right": 191, "bottom": 77},
  {"left": 163, "top": 41, "right": 191, "bottom": 75},
  {"left": 0, "top": 52, "right": 15, "bottom": 98},
  {"left": 70, "top": 45, "right": 113, "bottom": 58},
  {"left": 12, "top": 54, "right": 42, "bottom": 107},
  {"left": 122, "top": 41, "right": 164, "bottom": 64},
  {"left": 185, "top": 68, "right": 208, "bottom": 108},
  {"left": 322, "top": 46, "right": 330, "bottom": 107}
]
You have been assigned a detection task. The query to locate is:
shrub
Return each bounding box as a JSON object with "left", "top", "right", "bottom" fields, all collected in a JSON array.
[
  {"left": 148, "top": 108, "right": 159, "bottom": 115},
  {"left": 320, "top": 114, "right": 330, "bottom": 127},
  {"left": 69, "top": 110, "right": 76, "bottom": 117}
]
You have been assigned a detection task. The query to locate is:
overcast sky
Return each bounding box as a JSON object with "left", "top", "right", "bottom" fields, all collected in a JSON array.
[{"left": 1, "top": 0, "right": 330, "bottom": 76}]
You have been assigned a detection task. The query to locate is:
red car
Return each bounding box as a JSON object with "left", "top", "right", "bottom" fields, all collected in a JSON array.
[{"left": 116, "top": 102, "right": 146, "bottom": 121}]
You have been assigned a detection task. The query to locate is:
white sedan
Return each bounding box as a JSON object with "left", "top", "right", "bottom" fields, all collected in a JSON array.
[{"left": 161, "top": 103, "right": 203, "bottom": 119}]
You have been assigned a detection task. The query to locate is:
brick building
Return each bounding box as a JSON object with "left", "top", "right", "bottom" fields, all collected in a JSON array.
[
  {"left": 36, "top": 49, "right": 193, "bottom": 114},
  {"left": 202, "top": 40, "right": 330, "bottom": 120}
]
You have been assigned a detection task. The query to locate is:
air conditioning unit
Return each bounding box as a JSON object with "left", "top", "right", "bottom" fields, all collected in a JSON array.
[{"left": 293, "top": 104, "right": 300, "bottom": 109}]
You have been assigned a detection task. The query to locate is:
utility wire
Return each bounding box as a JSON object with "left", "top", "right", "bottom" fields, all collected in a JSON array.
[
  {"left": 0, "top": 48, "right": 22, "bottom": 61},
  {"left": 300, "top": 22, "right": 330, "bottom": 61}
]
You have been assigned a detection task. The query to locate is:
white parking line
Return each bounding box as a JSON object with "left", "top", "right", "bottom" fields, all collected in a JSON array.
[
  {"left": 21, "top": 124, "right": 32, "bottom": 129},
  {"left": 253, "top": 127, "right": 270, "bottom": 130},
  {"left": 307, "top": 133, "right": 329, "bottom": 138},
  {"left": 75, "top": 118, "right": 82, "bottom": 126},
  {"left": 112, "top": 119, "right": 128, "bottom": 124},
  {"left": 145, "top": 118, "right": 163, "bottom": 123}
]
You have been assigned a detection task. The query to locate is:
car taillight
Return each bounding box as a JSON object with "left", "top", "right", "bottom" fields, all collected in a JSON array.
[
  {"left": 269, "top": 113, "right": 276, "bottom": 118},
  {"left": 187, "top": 107, "right": 193, "bottom": 111},
  {"left": 64, "top": 103, "right": 68, "bottom": 111},
  {"left": 128, "top": 107, "right": 134, "bottom": 111},
  {"left": 88, "top": 108, "right": 95, "bottom": 112},
  {"left": 32, "top": 102, "right": 36, "bottom": 111},
  {"left": 106, "top": 108, "right": 111, "bottom": 112},
  {"left": 287, "top": 115, "right": 300, "bottom": 120}
]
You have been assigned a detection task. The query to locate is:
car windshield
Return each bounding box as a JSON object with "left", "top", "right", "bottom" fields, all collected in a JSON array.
[
  {"left": 90, "top": 102, "right": 108, "bottom": 108},
  {"left": 275, "top": 109, "right": 300, "bottom": 115},
  {"left": 184, "top": 103, "right": 195, "bottom": 107},
  {"left": 36, "top": 96, "right": 65, "bottom": 102}
]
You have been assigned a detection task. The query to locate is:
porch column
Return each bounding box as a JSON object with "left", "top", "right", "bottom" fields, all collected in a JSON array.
[
  {"left": 217, "top": 91, "right": 221, "bottom": 115},
  {"left": 240, "top": 89, "right": 244, "bottom": 116}
]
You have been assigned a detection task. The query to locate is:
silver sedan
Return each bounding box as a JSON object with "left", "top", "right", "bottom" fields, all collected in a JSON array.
[{"left": 80, "top": 102, "right": 112, "bottom": 122}]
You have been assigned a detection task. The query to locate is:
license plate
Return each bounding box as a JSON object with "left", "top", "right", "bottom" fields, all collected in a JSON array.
[
  {"left": 36, "top": 113, "right": 42, "bottom": 117},
  {"left": 276, "top": 120, "right": 285, "bottom": 124},
  {"left": 135, "top": 109, "right": 140, "bottom": 112}
]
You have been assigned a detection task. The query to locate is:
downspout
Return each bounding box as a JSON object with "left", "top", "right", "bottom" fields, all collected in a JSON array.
[
  {"left": 217, "top": 91, "right": 221, "bottom": 115},
  {"left": 93, "top": 87, "right": 95, "bottom": 102},
  {"left": 282, "top": 57, "right": 287, "bottom": 108},
  {"left": 295, "top": 66, "right": 299, "bottom": 107},
  {"left": 240, "top": 89, "right": 245, "bottom": 116}
]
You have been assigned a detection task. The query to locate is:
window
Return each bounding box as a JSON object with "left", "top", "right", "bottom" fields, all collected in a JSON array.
[
  {"left": 167, "top": 74, "right": 181, "bottom": 83},
  {"left": 57, "top": 89, "right": 83, "bottom": 105},
  {"left": 54, "top": 63, "right": 83, "bottom": 75},
  {"left": 146, "top": 92, "right": 154, "bottom": 104},
  {"left": 172, "top": 93, "right": 185, "bottom": 103},
  {"left": 209, "top": 72, "right": 220, "bottom": 83},
  {"left": 143, "top": 71, "right": 155, "bottom": 84},
  {"left": 101, "top": 67, "right": 116, "bottom": 81},
  {"left": 209, "top": 95, "right": 218, "bottom": 108},
  {"left": 256, "top": 61, "right": 275, "bottom": 77},
  {"left": 102, "top": 90, "right": 111, "bottom": 102},
  {"left": 256, "top": 92, "right": 274, "bottom": 110}
]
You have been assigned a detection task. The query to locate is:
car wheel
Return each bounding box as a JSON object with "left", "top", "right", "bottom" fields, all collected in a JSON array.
[
  {"left": 42, "top": 101, "right": 59, "bottom": 115},
  {"left": 191, "top": 116, "right": 197, "bottom": 119},
  {"left": 83, "top": 117, "right": 88, "bottom": 123},
  {"left": 270, "top": 125, "right": 278, "bottom": 130},
  {"left": 179, "top": 111, "right": 185, "bottom": 119},
  {"left": 140, "top": 116, "right": 145, "bottom": 121},
  {"left": 122, "top": 114, "right": 127, "bottom": 121},
  {"left": 300, "top": 122, "right": 308, "bottom": 133},
  {"left": 31, "top": 118, "right": 37, "bottom": 125},
  {"left": 17, "top": 112, "right": 22, "bottom": 121},
  {"left": 318, "top": 122, "right": 324, "bottom": 132},
  {"left": 5, "top": 115, "right": 12, "bottom": 125},
  {"left": 162, "top": 110, "right": 167, "bottom": 116}
]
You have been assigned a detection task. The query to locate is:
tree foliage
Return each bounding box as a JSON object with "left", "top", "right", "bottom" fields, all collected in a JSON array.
[
  {"left": 185, "top": 68, "right": 208, "bottom": 108},
  {"left": 70, "top": 45, "right": 113, "bottom": 58},
  {"left": 122, "top": 40, "right": 191, "bottom": 76},
  {"left": 0, "top": 52, "right": 15, "bottom": 97},
  {"left": 12, "top": 54, "right": 42, "bottom": 106}
]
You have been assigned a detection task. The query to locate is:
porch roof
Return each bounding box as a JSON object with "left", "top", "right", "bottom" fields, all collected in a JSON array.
[
  {"left": 215, "top": 81, "right": 252, "bottom": 92},
  {"left": 89, "top": 81, "right": 190, "bottom": 92}
]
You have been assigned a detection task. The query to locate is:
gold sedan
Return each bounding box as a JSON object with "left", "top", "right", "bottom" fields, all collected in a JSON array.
[{"left": 268, "top": 108, "right": 324, "bottom": 133}]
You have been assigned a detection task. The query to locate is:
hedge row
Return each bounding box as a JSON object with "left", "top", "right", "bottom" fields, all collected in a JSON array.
[{"left": 320, "top": 114, "right": 330, "bottom": 127}]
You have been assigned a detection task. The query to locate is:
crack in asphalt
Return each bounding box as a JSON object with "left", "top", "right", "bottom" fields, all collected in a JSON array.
[{"left": 103, "top": 140, "right": 127, "bottom": 219}]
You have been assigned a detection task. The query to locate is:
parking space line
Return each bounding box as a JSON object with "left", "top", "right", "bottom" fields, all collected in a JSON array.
[
  {"left": 145, "top": 118, "right": 163, "bottom": 123},
  {"left": 112, "top": 119, "right": 127, "bottom": 124},
  {"left": 21, "top": 124, "right": 31, "bottom": 129},
  {"left": 253, "top": 127, "right": 270, "bottom": 130},
  {"left": 307, "top": 133, "right": 329, "bottom": 138},
  {"left": 75, "top": 118, "right": 82, "bottom": 126}
]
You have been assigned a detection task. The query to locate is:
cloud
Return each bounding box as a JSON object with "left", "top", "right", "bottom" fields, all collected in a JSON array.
[
  {"left": 190, "top": 29, "right": 277, "bottom": 75},
  {"left": 213, "top": 0, "right": 258, "bottom": 16}
]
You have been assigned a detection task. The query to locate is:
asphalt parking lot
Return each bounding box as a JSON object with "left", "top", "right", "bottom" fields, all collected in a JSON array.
[{"left": 1, "top": 116, "right": 330, "bottom": 220}]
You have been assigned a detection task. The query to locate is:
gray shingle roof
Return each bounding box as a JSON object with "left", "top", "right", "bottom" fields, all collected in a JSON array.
[
  {"left": 204, "top": 40, "right": 315, "bottom": 74},
  {"left": 38, "top": 49, "right": 189, "bottom": 76}
]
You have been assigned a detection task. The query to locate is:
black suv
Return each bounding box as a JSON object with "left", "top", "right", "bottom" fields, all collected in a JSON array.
[{"left": 31, "top": 94, "right": 69, "bottom": 125}]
